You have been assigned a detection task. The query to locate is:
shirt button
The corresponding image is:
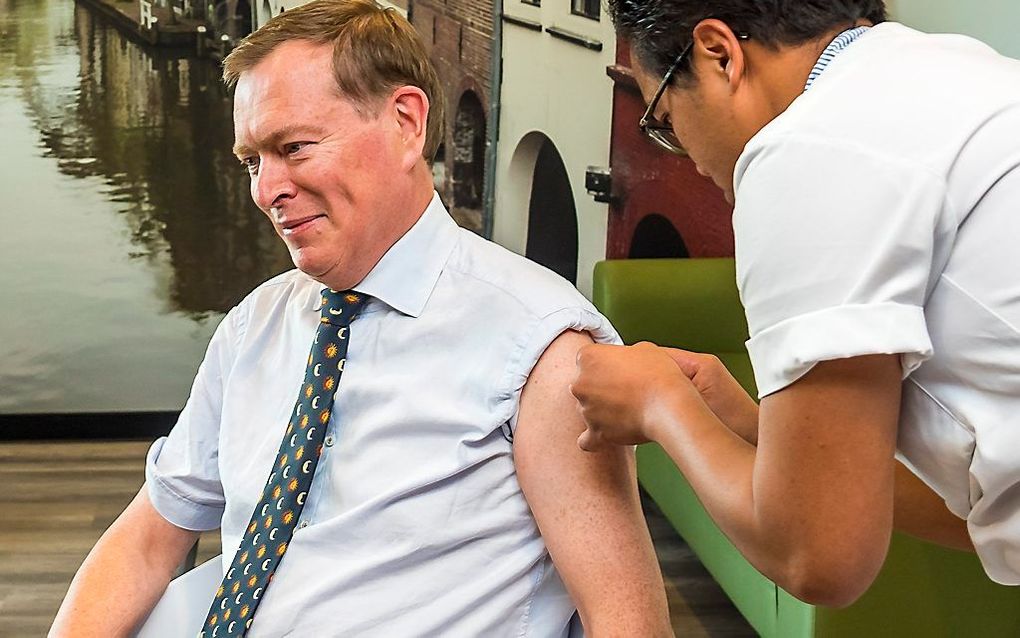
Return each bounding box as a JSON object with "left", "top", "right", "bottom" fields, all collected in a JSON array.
[
  {"left": 299, "top": 520, "right": 309, "bottom": 529},
  {"left": 324, "top": 434, "right": 335, "bottom": 447}
]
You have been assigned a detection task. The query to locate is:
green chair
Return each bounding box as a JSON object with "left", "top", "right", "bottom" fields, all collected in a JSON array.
[{"left": 593, "top": 258, "right": 1020, "bottom": 637}]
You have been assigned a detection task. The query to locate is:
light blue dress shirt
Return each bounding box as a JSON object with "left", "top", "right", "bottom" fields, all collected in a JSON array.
[{"left": 145, "top": 193, "right": 618, "bottom": 636}]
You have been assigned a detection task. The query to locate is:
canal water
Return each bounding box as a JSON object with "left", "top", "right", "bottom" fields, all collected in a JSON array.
[{"left": 0, "top": 0, "right": 291, "bottom": 414}]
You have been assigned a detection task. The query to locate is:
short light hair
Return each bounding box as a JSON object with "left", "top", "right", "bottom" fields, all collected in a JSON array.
[{"left": 223, "top": 0, "right": 445, "bottom": 161}]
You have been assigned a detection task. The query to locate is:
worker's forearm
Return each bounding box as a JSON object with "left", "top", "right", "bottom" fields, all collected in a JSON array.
[
  {"left": 893, "top": 461, "right": 974, "bottom": 552},
  {"left": 660, "top": 348, "right": 760, "bottom": 445},
  {"left": 647, "top": 401, "right": 766, "bottom": 567},
  {"left": 718, "top": 400, "right": 760, "bottom": 446},
  {"left": 646, "top": 398, "right": 889, "bottom": 607}
]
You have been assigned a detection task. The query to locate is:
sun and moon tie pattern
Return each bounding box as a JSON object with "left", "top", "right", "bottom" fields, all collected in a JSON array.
[{"left": 199, "top": 289, "right": 368, "bottom": 637}]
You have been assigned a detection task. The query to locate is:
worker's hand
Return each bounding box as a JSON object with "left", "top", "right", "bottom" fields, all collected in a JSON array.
[
  {"left": 661, "top": 349, "right": 761, "bottom": 445},
  {"left": 572, "top": 342, "right": 708, "bottom": 451}
]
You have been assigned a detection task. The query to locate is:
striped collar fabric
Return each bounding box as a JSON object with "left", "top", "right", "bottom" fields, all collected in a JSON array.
[{"left": 805, "top": 26, "right": 871, "bottom": 90}]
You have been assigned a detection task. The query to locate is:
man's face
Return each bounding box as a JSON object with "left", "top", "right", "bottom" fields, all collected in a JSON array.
[
  {"left": 232, "top": 40, "right": 405, "bottom": 287},
  {"left": 632, "top": 55, "right": 749, "bottom": 204}
]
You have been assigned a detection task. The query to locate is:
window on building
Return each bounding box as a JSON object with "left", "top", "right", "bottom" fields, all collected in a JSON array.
[
  {"left": 571, "top": 0, "right": 599, "bottom": 20},
  {"left": 521, "top": 0, "right": 540, "bottom": 6}
]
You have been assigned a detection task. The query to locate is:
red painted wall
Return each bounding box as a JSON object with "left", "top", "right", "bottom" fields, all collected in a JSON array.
[{"left": 607, "top": 39, "right": 735, "bottom": 259}]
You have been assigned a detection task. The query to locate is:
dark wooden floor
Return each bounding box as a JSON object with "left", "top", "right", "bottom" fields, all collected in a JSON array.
[{"left": 0, "top": 440, "right": 753, "bottom": 637}]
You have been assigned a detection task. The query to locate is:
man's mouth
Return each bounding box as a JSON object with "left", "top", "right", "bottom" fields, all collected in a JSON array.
[{"left": 278, "top": 214, "right": 325, "bottom": 236}]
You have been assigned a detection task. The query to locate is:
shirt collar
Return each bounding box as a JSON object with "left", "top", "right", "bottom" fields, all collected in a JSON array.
[
  {"left": 309, "top": 191, "right": 459, "bottom": 318},
  {"left": 804, "top": 25, "right": 871, "bottom": 90}
]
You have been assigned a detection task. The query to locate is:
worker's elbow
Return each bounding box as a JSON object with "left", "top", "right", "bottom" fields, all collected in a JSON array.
[
  {"left": 782, "top": 574, "right": 866, "bottom": 608},
  {"left": 779, "top": 553, "right": 881, "bottom": 608}
]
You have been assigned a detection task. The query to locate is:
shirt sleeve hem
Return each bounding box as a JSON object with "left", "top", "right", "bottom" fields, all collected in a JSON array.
[
  {"left": 968, "top": 522, "right": 1020, "bottom": 586},
  {"left": 747, "top": 302, "right": 933, "bottom": 398},
  {"left": 502, "top": 307, "right": 622, "bottom": 433},
  {"left": 145, "top": 437, "right": 224, "bottom": 532}
]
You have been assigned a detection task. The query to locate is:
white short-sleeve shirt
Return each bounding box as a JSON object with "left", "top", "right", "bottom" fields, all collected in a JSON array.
[
  {"left": 145, "top": 193, "right": 619, "bottom": 635},
  {"left": 733, "top": 23, "right": 1020, "bottom": 584}
]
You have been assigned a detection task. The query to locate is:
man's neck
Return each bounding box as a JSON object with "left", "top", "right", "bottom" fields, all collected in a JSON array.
[{"left": 757, "top": 21, "right": 874, "bottom": 120}]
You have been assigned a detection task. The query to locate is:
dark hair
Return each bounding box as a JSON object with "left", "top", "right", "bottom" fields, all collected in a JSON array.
[{"left": 609, "top": 0, "right": 887, "bottom": 78}]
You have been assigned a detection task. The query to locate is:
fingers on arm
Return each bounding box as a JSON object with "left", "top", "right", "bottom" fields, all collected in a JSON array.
[
  {"left": 662, "top": 349, "right": 735, "bottom": 391},
  {"left": 661, "top": 347, "right": 714, "bottom": 376}
]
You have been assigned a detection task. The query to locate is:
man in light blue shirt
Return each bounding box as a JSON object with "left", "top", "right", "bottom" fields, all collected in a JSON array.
[{"left": 51, "top": 1, "right": 671, "bottom": 635}]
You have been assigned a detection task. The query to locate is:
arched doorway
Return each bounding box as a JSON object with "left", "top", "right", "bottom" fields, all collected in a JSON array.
[
  {"left": 452, "top": 91, "right": 485, "bottom": 210},
  {"left": 629, "top": 213, "right": 689, "bottom": 258},
  {"left": 211, "top": 0, "right": 230, "bottom": 36},
  {"left": 233, "top": 0, "right": 253, "bottom": 38},
  {"left": 525, "top": 139, "right": 578, "bottom": 284}
]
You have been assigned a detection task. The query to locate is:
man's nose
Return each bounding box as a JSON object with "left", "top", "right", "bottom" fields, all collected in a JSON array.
[{"left": 252, "top": 156, "right": 297, "bottom": 211}]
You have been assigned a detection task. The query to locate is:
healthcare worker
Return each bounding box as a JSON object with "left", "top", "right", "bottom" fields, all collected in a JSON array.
[{"left": 572, "top": 0, "right": 1020, "bottom": 606}]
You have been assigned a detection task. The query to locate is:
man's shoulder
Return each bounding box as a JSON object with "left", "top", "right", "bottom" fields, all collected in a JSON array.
[{"left": 446, "top": 229, "right": 596, "bottom": 320}]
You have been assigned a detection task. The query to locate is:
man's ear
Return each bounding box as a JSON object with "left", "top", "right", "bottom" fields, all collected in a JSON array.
[
  {"left": 691, "top": 18, "right": 747, "bottom": 90},
  {"left": 391, "top": 86, "right": 429, "bottom": 167}
]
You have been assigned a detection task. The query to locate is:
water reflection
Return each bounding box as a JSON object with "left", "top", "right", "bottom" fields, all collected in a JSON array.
[
  {"left": 0, "top": 0, "right": 291, "bottom": 414},
  {"left": 68, "top": 3, "right": 291, "bottom": 312}
]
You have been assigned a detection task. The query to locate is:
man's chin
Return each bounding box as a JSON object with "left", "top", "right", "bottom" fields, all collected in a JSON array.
[
  {"left": 289, "top": 249, "right": 327, "bottom": 278},
  {"left": 290, "top": 250, "right": 348, "bottom": 287}
]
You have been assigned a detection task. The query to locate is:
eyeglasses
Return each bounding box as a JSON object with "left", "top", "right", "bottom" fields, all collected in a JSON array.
[{"left": 638, "top": 33, "right": 750, "bottom": 156}]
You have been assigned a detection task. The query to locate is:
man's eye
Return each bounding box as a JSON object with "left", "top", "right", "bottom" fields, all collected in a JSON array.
[
  {"left": 240, "top": 157, "right": 260, "bottom": 174},
  {"left": 284, "top": 142, "right": 309, "bottom": 155}
]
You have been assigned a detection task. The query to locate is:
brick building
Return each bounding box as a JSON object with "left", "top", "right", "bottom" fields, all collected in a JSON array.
[
  {"left": 606, "top": 39, "right": 734, "bottom": 260},
  {"left": 409, "top": 0, "right": 493, "bottom": 233}
]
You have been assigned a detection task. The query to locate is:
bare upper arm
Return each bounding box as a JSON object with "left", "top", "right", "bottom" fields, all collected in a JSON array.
[
  {"left": 49, "top": 485, "right": 204, "bottom": 637},
  {"left": 119, "top": 485, "right": 204, "bottom": 576},
  {"left": 514, "top": 330, "right": 670, "bottom": 635}
]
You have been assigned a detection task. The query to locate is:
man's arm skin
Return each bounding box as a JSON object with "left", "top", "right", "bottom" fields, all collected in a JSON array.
[
  {"left": 515, "top": 331, "right": 673, "bottom": 637},
  {"left": 50, "top": 485, "right": 201, "bottom": 637}
]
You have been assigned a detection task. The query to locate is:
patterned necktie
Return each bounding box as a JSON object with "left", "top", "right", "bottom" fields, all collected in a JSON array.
[{"left": 200, "top": 288, "right": 368, "bottom": 637}]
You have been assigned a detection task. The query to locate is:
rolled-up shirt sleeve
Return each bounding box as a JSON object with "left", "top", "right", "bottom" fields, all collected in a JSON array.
[
  {"left": 145, "top": 304, "right": 245, "bottom": 531},
  {"left": 733, "top": 135, "right": 955, "bottom": 397},
  {"left": 504, "top": 305, "right": 622, "bottom": 433}
]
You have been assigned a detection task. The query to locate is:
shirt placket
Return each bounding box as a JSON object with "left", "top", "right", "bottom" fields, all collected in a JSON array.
[{"left": 297, "top": 410, "right": 338, "bottom": 530}]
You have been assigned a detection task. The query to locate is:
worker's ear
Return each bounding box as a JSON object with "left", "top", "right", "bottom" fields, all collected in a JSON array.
[{"left": 691, "top": 19, "right": 748, "bottom": 90}]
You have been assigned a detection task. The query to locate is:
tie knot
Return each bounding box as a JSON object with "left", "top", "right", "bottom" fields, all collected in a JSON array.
[{"left": 319, "top": 289, "right": 368, "bottom": 326}]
